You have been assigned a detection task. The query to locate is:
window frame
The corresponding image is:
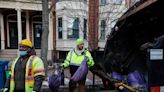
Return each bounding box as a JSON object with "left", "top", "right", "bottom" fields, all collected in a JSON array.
[
  {"left": 58, "top": 17, "right": 63, "bottom": 39},
  {"left": 67, "top": 17, "right": 80, "bottom": 39}
]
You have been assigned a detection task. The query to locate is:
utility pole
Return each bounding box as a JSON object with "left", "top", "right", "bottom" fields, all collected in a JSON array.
[{"left": 41, "top": 0, "right": 49, "bottom": 70}]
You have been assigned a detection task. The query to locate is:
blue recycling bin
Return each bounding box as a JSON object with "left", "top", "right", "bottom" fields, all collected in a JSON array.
[{"left": 0, "top": 61, "right": 9, "bottom": 89}]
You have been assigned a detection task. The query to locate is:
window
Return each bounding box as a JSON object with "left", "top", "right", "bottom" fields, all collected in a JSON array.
[
  {"left": 67, "top": 17, "right": 79, "bottom": 39},
  {"left": 101, "top": 0, "right": 107, "bottom": 5},
  {"left": 112, "top": 0, "right": 122, "bottom": 4},
  {"left": 58, "top": 17, "right": 62, "bottom": 39},
  {"left": 8, "top": 15, "right": 26, "bottom": 49},
  {"left": 100, "top": 20, "right": 106, "bottom": 40},
  {"left": 130, "top": 0, "right": 140, "bottom": 6},
  {"left": 83, "top": 19, "right": 87, "bottom": 39},
  {"left": 84, "top": 0, "right": 87, "bottom": 2}
]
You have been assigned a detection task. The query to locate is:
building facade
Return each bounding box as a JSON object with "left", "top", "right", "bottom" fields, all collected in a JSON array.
[{"left": 0, "top": 0, "right": 132, "bottom": 61}]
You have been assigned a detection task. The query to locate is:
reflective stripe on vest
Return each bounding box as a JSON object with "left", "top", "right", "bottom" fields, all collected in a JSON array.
[
  {"left": 33, "top": 68, "right": 45, "bottom": 74},
  {"left": 25, "top": 55, "right": 36, "bottom": 92},
  {"left": 33, "top": 68, "right": 45, "bottom": 76},
  {"left": 25, "top": 76, "right": 34, "bottom": 82},
  {"left": 70, "top": 50, "right": 86, "bottom": 66}
]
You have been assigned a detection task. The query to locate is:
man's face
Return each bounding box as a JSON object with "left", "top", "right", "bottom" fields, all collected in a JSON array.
[
  {"left": 77, "top": 43, "right": 84, "bottom": 50},
  {"left": 19, "top": 45, "right": 30, "bottom": 51}
]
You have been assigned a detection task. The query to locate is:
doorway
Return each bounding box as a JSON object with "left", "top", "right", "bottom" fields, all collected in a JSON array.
[{"left": 33, "top": 23, "right": 42, "bottom": 49}]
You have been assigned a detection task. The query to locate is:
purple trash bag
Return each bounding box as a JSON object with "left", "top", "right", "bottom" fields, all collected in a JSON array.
[
  {"left": 48, "top": 65, "right": 64, "bottom": 92},
  {"left": 48, "top": 74, "right": 62, "bottom": 92},
  {"left": 127, "top": 71, "right": 146, "bottom": 91},
  {"left": 71, "top": 57, "right": 88, "bottom": 82},
  {"left": 112, "top": 72, "right": 124, "bottom": 81}
]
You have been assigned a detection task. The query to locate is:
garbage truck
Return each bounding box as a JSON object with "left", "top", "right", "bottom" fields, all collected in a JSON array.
[{"left": 97, "top": 0, "right": 164, "bottom": 91}]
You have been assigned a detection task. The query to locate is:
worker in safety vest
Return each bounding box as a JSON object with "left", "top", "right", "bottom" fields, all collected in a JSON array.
[
  {"left": 62, "top": 38, "right": 95, "bottom": 92},
  {"left": 3, "top": 39, "right": 45, "bottom": 92}
]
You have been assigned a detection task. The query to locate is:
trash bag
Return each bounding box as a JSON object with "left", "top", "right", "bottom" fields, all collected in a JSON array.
[
  {"left": 48, "top": 74, "right": 63, "bottom": 92},
  {"left": 71, "top": 57, "right": 88, "bottom": 82},
  {"left": 127, "top": 71, "right": 147, "bottom": 91},
  {"left": 48, "top": 64, "right": 64, "bottom": 92}
]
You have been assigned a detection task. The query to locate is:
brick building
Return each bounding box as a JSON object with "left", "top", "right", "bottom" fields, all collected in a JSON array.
[{"left": 0, "top": 0, "right": 129, "bottom": 61}]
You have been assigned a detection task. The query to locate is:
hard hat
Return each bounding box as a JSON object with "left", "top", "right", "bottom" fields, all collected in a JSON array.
[
  {"left": 20, "top": 39, "right": 32, "bottom": 48},
  {"left": 76, "top": 38, "right": 84, "bottom": 45}
]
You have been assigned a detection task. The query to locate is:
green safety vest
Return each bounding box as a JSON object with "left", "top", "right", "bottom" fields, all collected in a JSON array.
[{"left": 63, "top": 49, "right": 95, "bottom": 68}]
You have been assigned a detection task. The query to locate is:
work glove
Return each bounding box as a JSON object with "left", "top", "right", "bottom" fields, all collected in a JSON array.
[
  {"left": 3, "top": 88, "right": 9, "bottom": 92},
  {"left": 59, "top": 63, "right": 64, "bottom": 69},
  {"left": 82, "top": 56, "right": 89, "bottom": 63},
  {"left": 59, "top": 64, "right": 64, "bottom": 72}
]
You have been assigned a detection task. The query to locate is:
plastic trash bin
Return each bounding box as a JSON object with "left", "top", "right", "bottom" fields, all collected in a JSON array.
[{"left": 0, "top": 61, "right": 9, "bottom": 89}]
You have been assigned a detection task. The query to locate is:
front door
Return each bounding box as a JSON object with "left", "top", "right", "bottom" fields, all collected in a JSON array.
[
  {"left": 9, "top": 22, "right": 18, "bottom": 49},
  {"left": 33, "top": 23, "right": 42, "bottom": 49}
]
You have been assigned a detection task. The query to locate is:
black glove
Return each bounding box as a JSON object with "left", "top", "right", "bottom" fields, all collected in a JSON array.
[{"left": 59, "top": 64, "right": 64, "bottom": 73}]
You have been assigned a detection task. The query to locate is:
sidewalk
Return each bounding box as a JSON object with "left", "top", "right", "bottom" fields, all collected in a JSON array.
[
  {"left": 43, "top": 66, "right": 116, "bottom": 92},
  {"left": 42, "top": 84, "right": 116, "bottom": 92},
  {"left": 58, "top": 85, "right": 116, "bottom": 92},
  {"left": 42, "top": 79, "right": 116, "bottom": 92}
]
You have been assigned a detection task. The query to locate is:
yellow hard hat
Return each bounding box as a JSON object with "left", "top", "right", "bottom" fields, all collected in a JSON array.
[{"left": 20, "top": 39, "right": 32, "bottom": 48}]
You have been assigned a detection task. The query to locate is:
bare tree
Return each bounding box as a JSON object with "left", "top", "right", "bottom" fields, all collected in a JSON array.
[
  {"left": 99, "top": 0, "right": 128, "bottom": 38},
  {"left": 41, "top": 0, "right": 49, "bottom": 70},
  {"left": 57, "top": 0, "right": 128, "bottom": 41}
]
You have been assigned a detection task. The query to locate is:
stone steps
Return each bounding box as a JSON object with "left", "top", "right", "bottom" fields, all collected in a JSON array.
[
  {"left": 0, "top": 49, "right": 41, "bottom": 61},
  {"left": 0, "top": 50, "right": 17, "bottom": 61}
]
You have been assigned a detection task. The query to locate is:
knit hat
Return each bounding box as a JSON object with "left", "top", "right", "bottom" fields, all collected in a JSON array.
[{"left": 76, "top": 38, "right": 84, "bottom": 45}]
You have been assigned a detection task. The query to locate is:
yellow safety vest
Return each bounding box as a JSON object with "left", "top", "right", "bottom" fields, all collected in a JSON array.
[
  {"left": 9, "top": 55, "right": 45, "bottom": 92},
  {"left": 63, "top": 49, "right": 95, "bottom": 68}
]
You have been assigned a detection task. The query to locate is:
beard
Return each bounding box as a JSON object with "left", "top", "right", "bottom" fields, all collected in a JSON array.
[{"left": 75, "top": 47, "right": 85, "bottom": 55}]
